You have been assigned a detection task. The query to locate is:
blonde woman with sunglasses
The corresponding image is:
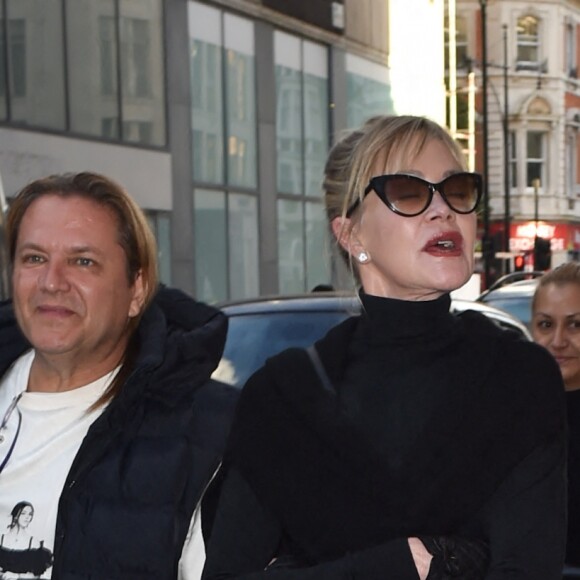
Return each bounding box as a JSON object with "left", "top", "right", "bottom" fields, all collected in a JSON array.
[{"left": 201, "top": 116, "right": 566, "bottom": 579}]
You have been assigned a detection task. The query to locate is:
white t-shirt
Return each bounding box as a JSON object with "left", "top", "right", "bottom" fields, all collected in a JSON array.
[{"left": 0, "top": 351, "right": 205, "bottom": 580}]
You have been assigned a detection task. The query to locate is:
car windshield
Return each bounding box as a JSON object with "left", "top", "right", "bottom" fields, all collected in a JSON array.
[
  {"left": 483, "top": 297, "right": 532, "bottom": 328},
  {"left": 213, "top": 310, "right": 349, "bottom": 388}
]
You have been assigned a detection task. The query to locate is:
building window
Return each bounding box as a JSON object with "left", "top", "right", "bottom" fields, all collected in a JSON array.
[
  {"left": 526, "top": 131, "right": 545, "bottom": 187},
  {"left": 190, "top": 2, "right": 257, "bottom": 189},
  {"left": 121, "top": 17, "right": 151, "bottom": 98},
  {"left": 145, "top": 210, "right": 172, "bottom": 285},
  {"left": 567, "top": 132, "right": 577, "bottom": 197},
  {"left": 189, "top": 2, "right": 259, "bottom": 302},
  {"left": 510, "top": 131, "right": 517, "bottom": 188},
  {"left": 566, "top": 20, "right": 577, "bottom": 78},
  {"left": 274, "top": 31, "right": 330, "bottom": 293},
  {"left": 445, "top": 14, "right": 469, "bottom": 69},
  {"left": 345, "top": 53, "right": 393, "bottom": 129},
  {"left": 516, "top": 15, "right": 541, "bottom": 71},
  {"left": 194, "top": 190, "right": 227, "bottom": 303},
  {"left": 0, "top": 0, "right": 165, "bottom": 144},
  {"left": 278, "top": 198, "right": 305, "bottom": 294},
  {"left": 3, "top": 0, "right": 66, "bottom": 130},
  {"left": 99, "top": 15, "right": 117, "bottom": 97},
  {"left": 193, "top": 189, "right": 259, "bottom": 303},
  {"left": 228, "top": 193, "right": 259, "bottom": 299}
]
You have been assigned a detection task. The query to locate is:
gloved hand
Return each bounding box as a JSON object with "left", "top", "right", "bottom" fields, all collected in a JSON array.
[{"left": 420, "top": 535, "right": 490, "bottom": 579}]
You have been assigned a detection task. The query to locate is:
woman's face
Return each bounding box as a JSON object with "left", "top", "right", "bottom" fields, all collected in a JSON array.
[
  {"left": 348, "top": 138, "right": 477, "bottom": 300},
  {"left": 17, "top": 506, "right": 33, "bottom": 528},
  {"left": 532, "top": 282, "right": 580, "bottom": 391}
]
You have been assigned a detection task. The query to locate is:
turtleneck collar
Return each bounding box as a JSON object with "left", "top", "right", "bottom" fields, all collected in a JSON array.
[{"left": 356, "top": 290, "right": 457, "bottom": 345}]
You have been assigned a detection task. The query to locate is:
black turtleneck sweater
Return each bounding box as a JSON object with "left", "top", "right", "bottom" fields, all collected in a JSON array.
[
  {"left": 202, "top": 293, "right": 567, "bottom": 579},
  {"left": 567, "top": 389, "right": 580, "bottom": 566}
]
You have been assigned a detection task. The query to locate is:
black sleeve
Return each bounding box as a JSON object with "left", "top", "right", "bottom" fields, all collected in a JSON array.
[
  {"left": 201, "top": 468, "right": 420, "bottom": 580},
  {"left": 480, "top": 435, "right": 567, "bottom": 579}
]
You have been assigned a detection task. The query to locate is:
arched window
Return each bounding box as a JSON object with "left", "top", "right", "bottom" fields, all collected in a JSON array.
[{"left": 516, "top": 15, "right": 540, "bottom": 70}]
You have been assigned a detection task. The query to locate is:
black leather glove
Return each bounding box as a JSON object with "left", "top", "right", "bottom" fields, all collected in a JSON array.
[{"left": 420, "top": 535, "right": 490, "bottom": 579}]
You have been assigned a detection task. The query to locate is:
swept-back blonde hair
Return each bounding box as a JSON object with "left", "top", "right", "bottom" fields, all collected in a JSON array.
[{"left": 323, "top": 115, "right": 467, "bottom": 273}]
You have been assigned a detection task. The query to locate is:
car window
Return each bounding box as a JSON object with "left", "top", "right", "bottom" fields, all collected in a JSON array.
[
  {"left": 482, "top": 297, "right": 532, "bottom": 328},
  {"left": 213, "top": 311, "right": 350, "bottom": 388}
]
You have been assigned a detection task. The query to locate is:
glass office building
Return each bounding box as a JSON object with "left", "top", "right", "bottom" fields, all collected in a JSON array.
[{"left": 0, "top": 0, "right": 394, "bottom": 301}]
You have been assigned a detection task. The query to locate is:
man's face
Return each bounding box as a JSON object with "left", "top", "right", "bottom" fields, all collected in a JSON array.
[{"left": 12, "top": 194, "right": 144, "bottom": 367}]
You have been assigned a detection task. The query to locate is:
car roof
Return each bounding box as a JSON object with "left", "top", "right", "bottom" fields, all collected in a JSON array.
[
  {"left": 480, "top": 278, "right": 538, "bottom": 299},
  {"left": 219, "top": 292, "right": 531, "bottom": 338},
  {"left": 218, "top": 292, "right": 360, "bottom": 315}
]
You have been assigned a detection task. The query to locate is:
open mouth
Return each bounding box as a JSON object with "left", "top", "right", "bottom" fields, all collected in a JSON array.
[
  {"left": 435, "top": 240, "right": 456, "bottom": 249},
  {"left": 424, "top": 232, "right": 463, "bottom": 255}
]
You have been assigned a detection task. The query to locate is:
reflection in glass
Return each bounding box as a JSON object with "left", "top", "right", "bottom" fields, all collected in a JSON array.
[
  {"left": 278, "top": 199, "right": 305, "bottom": 293},
  {"left": 119, "top": 0, "right": 165, "bottom": 145},
  {"left": 303, "top": 72, "right": 327, "bottom": 197},
  {"left": 67, "top": 0, "right": 165, "bottom": 144},
  {"left": 526, "top": 131, "right": 544, "bottom": 186},
  {"left": 347, "top": 72, "right": 393, "bottom": 129},
  {"left": 190, "top": 2, "right": 224, "bottom": 184},
  {"left": 145, "top": 211, "right": 172, "bottom": 285},
  {"left": 194, "top": 190, "right": 227, "bottom": 303},
  {"left": 276, "top": 65, "right": 302, "bottom": 194},
  {"left": 68, "top": 0, "right": 119, "bottom": 139},
  {"left": 225, "top": 14, "right": 256, "bottom": 188},
  {"left": 0, "top": 1, "right": 6, "bottom": 120},
  {"left": 8, "top": 0, "right": 65, "bottom": 129},
  {"left": 303, "top": 41, "right": 328, "bottom": 198},
  {"left": 517, "top": 15, "right": 539, "bottom": 64},
  {"left": 229, "top": 194, "right": 259, "bottom": 299},
  {"left": 305, "top": 201, "right": 330, "bottom": 291}
]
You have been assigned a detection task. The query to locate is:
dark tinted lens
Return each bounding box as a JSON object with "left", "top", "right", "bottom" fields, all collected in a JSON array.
[
  {"left": 383, "top": 175, "right": 431, "bottom": 215},
  {"left": 442, "top": 174, "right": 480, "bottom": 212}
]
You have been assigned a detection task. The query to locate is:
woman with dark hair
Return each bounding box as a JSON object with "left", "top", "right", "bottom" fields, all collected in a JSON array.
[
  {"left": 3, "top": 502, "right": 34, "bottom": 550},
  {"left": 202, "top": 116, "right": 567, "bottom": 579}
]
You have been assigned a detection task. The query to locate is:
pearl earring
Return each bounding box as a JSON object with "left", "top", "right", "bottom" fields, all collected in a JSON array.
[{"left": 357, "top": 251, "right": 370, "bottom": 264}]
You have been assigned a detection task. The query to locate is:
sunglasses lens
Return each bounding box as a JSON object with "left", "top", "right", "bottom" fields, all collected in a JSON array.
[
  {"left": 443, "top": 174, "right": 480, "bottom": 213},
  {"left": 383, "top": 176, "right": 430, "bottom": 216}
]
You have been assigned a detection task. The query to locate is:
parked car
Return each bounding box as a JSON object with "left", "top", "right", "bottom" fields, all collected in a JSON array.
[
  {"left": 213, "top": 292, "right": 532, "bottom": 389},
  {"left": 477, "top": 272, "right": 543, "bottom": 329}
]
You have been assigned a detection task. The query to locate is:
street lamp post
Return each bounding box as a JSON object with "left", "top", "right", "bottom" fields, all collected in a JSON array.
[
  {"left": 480, "top": 0, "right": 492, "bottom": 286},
  {"left": 502, "top": 24, "right": 510, "bottom": 254}
]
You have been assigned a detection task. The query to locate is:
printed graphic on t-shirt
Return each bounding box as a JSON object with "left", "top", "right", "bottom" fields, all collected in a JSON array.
[{"left": 0, "top": 502, "right": 53, "bottom": 579}]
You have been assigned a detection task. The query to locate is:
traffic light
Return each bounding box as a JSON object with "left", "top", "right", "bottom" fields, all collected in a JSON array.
[
  {"left": 534, "top": 237, "right": 552, "bottom": 271},
  {"left": 514, "top": 254, "right": 525, "bottom": 272}
]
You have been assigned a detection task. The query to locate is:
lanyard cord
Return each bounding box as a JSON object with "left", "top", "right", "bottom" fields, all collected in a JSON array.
[{"left": 0, "top": 406, "right": 22, "bottom": 475}]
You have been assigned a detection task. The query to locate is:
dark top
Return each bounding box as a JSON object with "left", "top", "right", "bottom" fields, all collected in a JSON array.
[
  {"left": 0, "top": 286, "right": 239, "bottom": 580},
  {"left": 567, "top": 389, "right": 580, "bottom": 566},
  {"left": 202, "top": 292, "right": 567, "bottom": 579}
]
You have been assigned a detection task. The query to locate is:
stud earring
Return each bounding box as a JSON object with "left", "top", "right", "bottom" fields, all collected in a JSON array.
[{"left": 356, "top": 251, "right": 370, "bottom": 264}]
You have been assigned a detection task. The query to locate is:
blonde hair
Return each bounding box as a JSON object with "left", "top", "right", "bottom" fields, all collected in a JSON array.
[{"left": 323, "top": 115, "right": 467, "bottom": 274}]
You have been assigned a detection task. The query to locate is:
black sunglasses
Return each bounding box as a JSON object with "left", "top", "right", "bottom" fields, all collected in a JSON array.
[{"left": 346, "top": 172, "right": 483, "bottom": 218}]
